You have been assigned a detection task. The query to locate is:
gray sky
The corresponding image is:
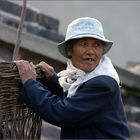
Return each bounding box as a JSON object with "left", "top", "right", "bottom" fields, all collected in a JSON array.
[{"left": 17, "top": 1, "right": 140, "bottom": 68}]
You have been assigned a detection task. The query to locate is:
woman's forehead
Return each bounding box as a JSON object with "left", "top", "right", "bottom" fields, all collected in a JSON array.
[
  {"left": 77, "top": 37, "right": 102, "bottom": 42},
  {"left": 75, "top": 37, "right": 104, "bottom": 45}
]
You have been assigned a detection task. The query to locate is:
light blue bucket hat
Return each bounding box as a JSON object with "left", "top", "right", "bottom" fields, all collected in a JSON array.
[{"left": 58, "top": 17, "right": 113, "bottom": 58}]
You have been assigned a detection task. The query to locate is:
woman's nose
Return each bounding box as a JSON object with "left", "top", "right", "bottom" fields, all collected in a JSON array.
[{"left": 86, "top": 46, "right": 95, "bottom": 54}]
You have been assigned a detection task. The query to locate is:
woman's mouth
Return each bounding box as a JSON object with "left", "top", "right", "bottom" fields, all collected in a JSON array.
[{"left": 83, "top": 58, "right": 95, "bottom": 62}]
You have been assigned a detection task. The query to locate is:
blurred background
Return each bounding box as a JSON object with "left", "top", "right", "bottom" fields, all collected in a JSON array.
[
  {"left": 0, "top": 0, "right": 140, "bottom": 140},
  {"left": 17, "top": 0, "right": 140, "bottom": 69}
]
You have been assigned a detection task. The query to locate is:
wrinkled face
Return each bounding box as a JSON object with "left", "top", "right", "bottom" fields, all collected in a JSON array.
[{"left": 71, "top": 37, "right": 104, "bottom": 73}]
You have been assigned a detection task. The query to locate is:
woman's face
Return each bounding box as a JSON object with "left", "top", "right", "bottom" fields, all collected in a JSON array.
[{"left": 71, "top": 37, "right": 104, "bottom": 73}]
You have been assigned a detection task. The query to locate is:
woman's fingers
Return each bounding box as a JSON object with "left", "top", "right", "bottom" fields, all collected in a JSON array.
[
  {"left": 14, "top": 60, "right": 37, "bottom": 84},
  {"left": 36, "top": 61, "right": 55, "bottom": 78},
  {"left": 14, "top": 60, "right": 55, "bottom": 83}
]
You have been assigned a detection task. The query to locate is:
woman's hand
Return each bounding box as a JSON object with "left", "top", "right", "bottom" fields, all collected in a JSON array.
[
  {"left": 14, "top": 60, "right": 37, "bottom": 84},
  {"left": 36, "top": 61, "right": 55, "bottom": 79}
]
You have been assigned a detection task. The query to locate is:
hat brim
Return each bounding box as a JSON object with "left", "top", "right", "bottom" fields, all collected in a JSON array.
[{"left": 58, "top": 34, "right": 113, "bottom": 58}]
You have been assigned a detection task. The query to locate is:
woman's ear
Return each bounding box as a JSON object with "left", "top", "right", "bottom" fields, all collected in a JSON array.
[{"left": 68, "top": 51, "right": 72, "bottom": 58}]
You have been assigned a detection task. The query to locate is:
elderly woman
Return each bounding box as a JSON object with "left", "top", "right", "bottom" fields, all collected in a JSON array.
[{"left": 14, "top": 17, "right": 130, "bottom": 139}]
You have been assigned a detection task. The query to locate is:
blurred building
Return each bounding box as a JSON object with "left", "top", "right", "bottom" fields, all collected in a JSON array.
[
  {"left": 126, "top": 62, "right": 140, "bottom": 75},
  {"left": 0, "top": 0, "right": 65, "bottom": 72},
  {"left": 0, "top": 1, "right": 140, "bottom": 140}
]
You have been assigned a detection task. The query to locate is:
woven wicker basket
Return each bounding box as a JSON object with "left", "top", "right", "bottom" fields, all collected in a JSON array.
[{"left": 0, "top": 62, "right": 44, "bottom": 139}]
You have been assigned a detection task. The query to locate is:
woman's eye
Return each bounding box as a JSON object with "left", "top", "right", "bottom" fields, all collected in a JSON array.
[
  {"left": 94, "top": 42, "right": 102, "bottom": 48},
  {"left": 80, "top": 42, "right": 87, "bottom": 46},
  {"left": 95, "top": 43, "right": 100, "bottom": 47}
]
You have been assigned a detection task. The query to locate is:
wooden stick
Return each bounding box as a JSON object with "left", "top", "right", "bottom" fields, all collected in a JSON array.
[{"left": 12, "top": 0, "right": 27, "bottom": 61}]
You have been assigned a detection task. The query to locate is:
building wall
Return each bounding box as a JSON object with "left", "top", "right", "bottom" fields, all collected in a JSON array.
[{"left": 0, "top": 39, "right": 66, "bottom": 72}]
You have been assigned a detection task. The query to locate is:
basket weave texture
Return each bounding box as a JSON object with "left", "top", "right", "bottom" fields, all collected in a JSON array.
[{"left": 0, "top": 62, "right": 43, "bottom": 139}]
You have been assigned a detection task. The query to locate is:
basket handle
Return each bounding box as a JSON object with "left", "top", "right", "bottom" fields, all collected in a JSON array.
[{"left": 12, "top": 0, "right": 27, "bottom": 61}]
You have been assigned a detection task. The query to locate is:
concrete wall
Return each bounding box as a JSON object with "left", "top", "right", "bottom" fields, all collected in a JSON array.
[{"left": 0, "top": 22, "right": 67, "bottom": 71}]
